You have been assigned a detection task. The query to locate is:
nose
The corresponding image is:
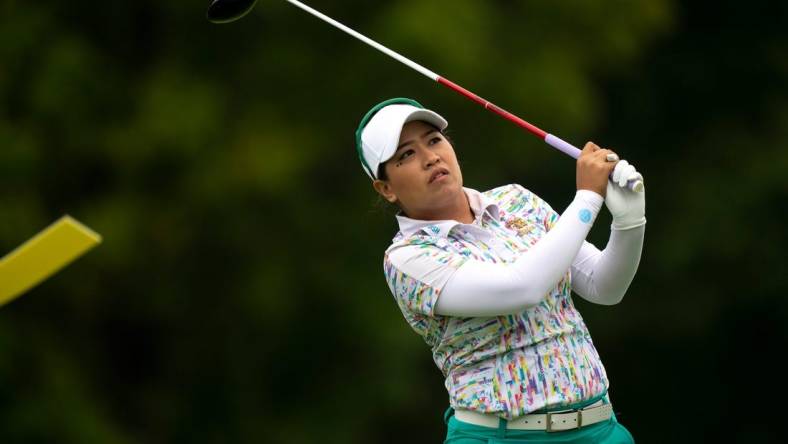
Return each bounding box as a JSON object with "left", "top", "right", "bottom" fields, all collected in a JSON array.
[{"left": 424, "top": 150, "right": 441, "bottom": 169}]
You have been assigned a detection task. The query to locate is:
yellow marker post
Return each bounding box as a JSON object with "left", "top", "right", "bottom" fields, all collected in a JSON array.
[{"left": 0, "top": 215, "right": 101, "bottom": 307}]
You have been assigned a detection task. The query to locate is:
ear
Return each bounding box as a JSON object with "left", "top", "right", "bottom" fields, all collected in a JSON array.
[{"left": 372, "top": 179, "right": 398, "bottom": 203}]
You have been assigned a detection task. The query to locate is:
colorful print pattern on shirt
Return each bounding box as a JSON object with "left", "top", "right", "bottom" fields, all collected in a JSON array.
[{"left": 383, "top": 184, "right": 608, "bottom": 419}]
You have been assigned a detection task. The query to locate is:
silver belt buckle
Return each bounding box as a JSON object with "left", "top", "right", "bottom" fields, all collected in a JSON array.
[{"left": 545, "top": 410, "right": 581, "bottom": 432}]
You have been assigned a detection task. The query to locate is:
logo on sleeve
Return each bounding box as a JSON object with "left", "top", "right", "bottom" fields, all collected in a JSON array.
[{"left": 579, "top": 209, "right": 592, "bottom": 223}]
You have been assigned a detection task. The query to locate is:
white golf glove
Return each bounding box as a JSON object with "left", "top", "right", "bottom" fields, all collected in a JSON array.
[{"left": 605, "top": 160, "right": 646, "bottom": 230}]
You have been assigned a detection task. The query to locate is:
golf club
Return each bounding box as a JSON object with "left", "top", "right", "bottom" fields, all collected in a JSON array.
[{"left": 206, "top": 0, "right": 644, "bottom": 192}]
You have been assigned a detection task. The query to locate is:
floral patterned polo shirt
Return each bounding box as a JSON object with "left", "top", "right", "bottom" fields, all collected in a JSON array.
[{"left": 383, "top": 184, "right": 609, "bottom": 419}]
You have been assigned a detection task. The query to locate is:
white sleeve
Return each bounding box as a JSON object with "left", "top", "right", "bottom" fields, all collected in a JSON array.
[
  {"left": 570, "top": 225, "right": 645, "bottom": 305},
  {"left": 434, "top": 190, "right": 604, "bottom": 317}
]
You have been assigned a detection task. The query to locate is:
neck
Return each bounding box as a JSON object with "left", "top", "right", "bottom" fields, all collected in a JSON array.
[{"left": 403, "top": 190, "right": 475, "bottom": 224}]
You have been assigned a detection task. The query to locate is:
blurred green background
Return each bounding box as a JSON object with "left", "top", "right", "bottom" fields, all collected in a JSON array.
[{"left": 1, "top": 0, "right": 786, "bottom": 442}]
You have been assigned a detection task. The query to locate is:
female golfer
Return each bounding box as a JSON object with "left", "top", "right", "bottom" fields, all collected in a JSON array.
[{"left": 357, "top": 98, "right": 645, "bottom": 443}]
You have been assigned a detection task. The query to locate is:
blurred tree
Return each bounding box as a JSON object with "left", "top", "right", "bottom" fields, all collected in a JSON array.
[{"left": 1, "top": 0, "right": 786, "bottom": 443}]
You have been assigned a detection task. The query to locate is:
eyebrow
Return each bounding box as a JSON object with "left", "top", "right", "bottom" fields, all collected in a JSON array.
[{"left": 397, "top": 129, "right": 440, "bottom": 150}]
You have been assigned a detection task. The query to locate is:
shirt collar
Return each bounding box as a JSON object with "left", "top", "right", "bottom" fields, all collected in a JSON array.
[{"left": 394, "top": 187, "right": 501, "bottom": 238}]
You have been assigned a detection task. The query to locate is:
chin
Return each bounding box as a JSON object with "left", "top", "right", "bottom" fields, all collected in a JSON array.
[{"left": 428, "top": 180, "right": 462, "bottom": 201}]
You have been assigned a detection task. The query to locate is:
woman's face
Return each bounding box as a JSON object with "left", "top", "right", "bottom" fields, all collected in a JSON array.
[{"left": 373, "top": 120, "right": 465, "bottom": 219}]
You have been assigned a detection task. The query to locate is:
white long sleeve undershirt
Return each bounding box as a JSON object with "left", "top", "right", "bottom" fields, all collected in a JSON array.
[
  {"left": 434, "top": 190, "right": 644, "bottom": 317},
  {"left": 570, "top": 226, "right": 644, "bottom": 305}
]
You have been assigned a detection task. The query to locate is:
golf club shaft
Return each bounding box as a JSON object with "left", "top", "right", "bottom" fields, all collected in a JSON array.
[{"left": 286, "top": 0, "right": 643, "bottom": 192}]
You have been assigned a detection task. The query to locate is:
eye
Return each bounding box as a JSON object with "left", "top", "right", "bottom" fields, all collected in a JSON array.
[
  {"left": 398, "top": 149, "right": 414, "bottom": 161},
  {"left": 429, "top": 136, "right": 442, "bottom": 145}
]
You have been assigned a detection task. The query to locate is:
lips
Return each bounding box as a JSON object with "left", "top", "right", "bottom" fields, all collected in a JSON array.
[{"left": 429, "top": 167, "right": 450, "bottom": 184}]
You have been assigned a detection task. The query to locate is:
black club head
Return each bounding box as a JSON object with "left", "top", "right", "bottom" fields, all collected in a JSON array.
[{"left": 207, "top": 0, "right": 259, "bottom": 24}]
